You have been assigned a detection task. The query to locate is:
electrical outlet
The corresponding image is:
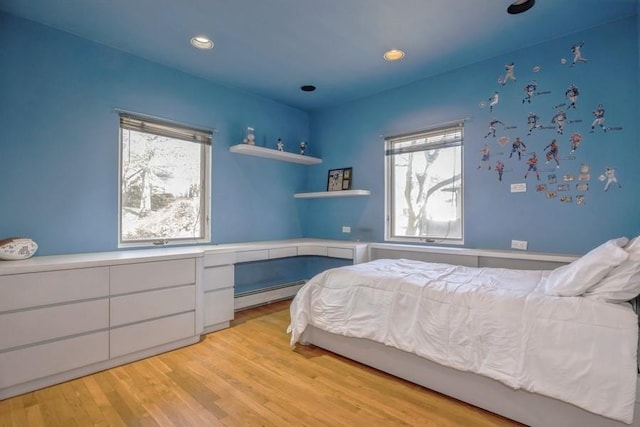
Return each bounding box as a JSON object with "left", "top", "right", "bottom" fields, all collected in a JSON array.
[
  {"left": 342, "top": 226, "right": 351, "bottom": 233},
  {"left": 511, "top": 240, "right": 528, "bottom": 250}
]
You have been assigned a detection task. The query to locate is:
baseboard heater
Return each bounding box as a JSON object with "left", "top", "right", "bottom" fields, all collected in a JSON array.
[{"left": 234, "top": 280, "right": 307, "bottom": 311}]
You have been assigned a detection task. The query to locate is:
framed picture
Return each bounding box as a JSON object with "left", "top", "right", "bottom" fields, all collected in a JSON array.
[{"left": 327, "top": 167, "right": 353, "bottom": 191}]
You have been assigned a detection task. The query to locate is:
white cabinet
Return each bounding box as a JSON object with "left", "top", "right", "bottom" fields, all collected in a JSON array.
[
  {"left": 0, "top": 253, "right": 201, "bottom": 400},
  {"left": 202, "top": 252, "right": 235, "bottom": 333}
]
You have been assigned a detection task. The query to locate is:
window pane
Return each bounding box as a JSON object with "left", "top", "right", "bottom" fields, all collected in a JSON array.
[
  {"left": 120, "top": 128, "right": 206, "bottom": 243},
  {"left": 387, "top": 128, "right": 463, "bottom": 242}
]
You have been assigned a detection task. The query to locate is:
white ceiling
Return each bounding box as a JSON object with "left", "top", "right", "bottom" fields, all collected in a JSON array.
[{"left": 1, "top": 0, "right": 637, "bottom": 111}]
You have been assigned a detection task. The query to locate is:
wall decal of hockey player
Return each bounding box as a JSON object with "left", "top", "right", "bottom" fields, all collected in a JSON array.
[
  {"left": 488, "top": 91, "right": 499, "bottom": 112},
  {"left": 569, "top": 132, "right": 583, "bottom": 153},
  {"left": 509, "top": 137, "right": 526, "bottom": 160},
  {"left": 478, "top": 144, "right": 491, "bottom": 170},
  {"left": 590, "top": 104, "right": 606, "bottom": 133},
  {"left": 524, "top": 153, "right": 540, "bottom": 180},
  {"left": 522, "top": 80, "right": 537, "bottom": 104},
  {"left": 484, "top": 118, "right": 504, "bottom": 139},
  {"left": 600, "top": 167, "right": 622, "bottom": 191},
  {"left": 527, "top": 112, "right": 542, "bottom": 135},
  {"left": 500, "top": 62, "right": 516, "bottom": 85},
  {"left": 544, "top": 139, "right": 560, "bottom": 168},
  {"left": 495, "top": 160, "right": 505, "bottom": 182},
  {"left": 551, "top": 109, "right": 567, "bottom": 135},
  {"left": 565, "top": 84, "right": 579, "bottom": 110},
  {"left": 570, "top": 41, "right": 588, "bottom": 67}
]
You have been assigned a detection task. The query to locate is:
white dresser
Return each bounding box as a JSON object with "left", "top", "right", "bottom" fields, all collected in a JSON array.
[{"left": 0, "top": 248, "right": 204, "bottom": 400}]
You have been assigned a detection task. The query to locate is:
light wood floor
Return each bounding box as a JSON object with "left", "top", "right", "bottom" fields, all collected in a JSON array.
[{"left": 0, "top": 300, "right": 522, "bottom": 426}]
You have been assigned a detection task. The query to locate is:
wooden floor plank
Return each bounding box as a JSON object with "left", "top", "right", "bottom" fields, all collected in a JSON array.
[{"left": 0, "top": 300, "right": 521, "bottom": 426}]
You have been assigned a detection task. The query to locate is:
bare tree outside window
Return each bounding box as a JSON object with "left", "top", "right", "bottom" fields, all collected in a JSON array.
[
  {"left": 119, "top": 114, "right": 211, "bottom": 246},
  {"left": 386, "top": 125, "right": 463, "bottom": 243}
]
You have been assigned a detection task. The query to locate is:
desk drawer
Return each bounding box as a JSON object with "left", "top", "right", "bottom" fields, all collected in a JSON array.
[
  {"left": 203, "top": 265, "right": 234, "bottom": 292},
  {"left": 297, "top": 246, "right": 328, "bottom": 257},
  {"left": 327, "top": 247, "right": 354, "bottom": 259},
  {"left": 269, "top": 247, "right": 298, "bottom": 259},
  {"left": 203, "top": 288, "right": 234, "bottom": 327},
  {"left": 236, "top": 250, "right": 269, "bottom": 263},
  {"left": 203, "top": 252, "right": 236, "bottom": 267}
]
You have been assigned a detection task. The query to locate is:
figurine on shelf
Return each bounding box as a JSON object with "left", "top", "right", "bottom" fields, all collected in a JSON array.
[
  {"left": 242, "top": 127, "right": 255, "bottom": 145},
  {"left": 276, "top": 138, "right": 284, "bottom": 151},
  {"left": 299, "top": 141, "right": 307, "bottom": 155}
]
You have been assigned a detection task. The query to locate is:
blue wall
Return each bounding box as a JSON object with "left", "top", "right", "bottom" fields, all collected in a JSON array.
[
  {"left": 305, "top": 17, "right": 640, "bottom": 254},
  {"left": 1, "top": 13, "right": 639, "bottom": 257},
  {"left": 0, "top": 13, "right": 311, "bottom": 255}
]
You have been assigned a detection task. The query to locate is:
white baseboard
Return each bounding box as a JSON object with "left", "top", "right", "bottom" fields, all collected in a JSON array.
[{"left": 234, "top": 281, "right": 305, "bottom": 311}]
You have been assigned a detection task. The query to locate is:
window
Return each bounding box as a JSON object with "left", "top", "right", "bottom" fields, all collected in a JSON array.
[
  {"left": 118, "top": 113, "right": 211, "bottom": 246},
  {"left": 385, "top": 123, "right": 463, "bottom": 243}
]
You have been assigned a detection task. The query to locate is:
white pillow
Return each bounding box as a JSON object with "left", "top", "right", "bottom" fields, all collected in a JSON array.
[
  {"left": 544, "top": 237, "right": 629, "bottom": 297},
  {"left": 584, "top": 236, "right": 640, "bottom": 303}
]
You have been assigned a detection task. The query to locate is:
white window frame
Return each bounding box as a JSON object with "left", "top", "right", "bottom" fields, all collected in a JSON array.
[
  {"left": 384, "top": 122, "right": 464, "bottom": 244},
  {"left": 118, "top": 112, "right": 211, "bottom": 247}
]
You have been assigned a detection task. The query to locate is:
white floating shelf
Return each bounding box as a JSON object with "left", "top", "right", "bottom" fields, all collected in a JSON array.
[
  {"left": 230, "top": 144, "right": 322, "bottom": 165},
  {"left": 294, "top": 190, "right": 371, "bottom": 199}
]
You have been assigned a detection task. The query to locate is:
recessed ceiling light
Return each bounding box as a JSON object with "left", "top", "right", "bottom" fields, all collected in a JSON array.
[
  {"left": 301, "top": 85, "right": 316, "bottom": 92},
  {"left": 507, "top": 0, "right": 535, "bottom": 14},
  {"left": 384, "top": 49, "right": 405, "bottom": 62},
  {"left": 190, "top": 36, "right": 214, "bottom": 50}
]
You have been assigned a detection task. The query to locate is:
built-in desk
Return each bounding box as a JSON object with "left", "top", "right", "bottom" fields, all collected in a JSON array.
[{"left": 199, "top": 239, "right": 368, "bottom": 332}]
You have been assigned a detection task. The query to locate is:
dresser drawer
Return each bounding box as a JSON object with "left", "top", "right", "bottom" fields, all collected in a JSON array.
[
  {"left": 0, "top": 299, "right": 108, "bottom": 351},
  {"left": 110, "top": 312, "right": 195, "bottom": 358},
  {"left": 0, "top": 331, "right": 109, "bottom": 389},
  {"left": 203, "top": 288, "right": 234, "bottom": 327},
  {"left": 110, "top": 285, "right": 195, "bottom": 327},
  {"left": 110, "top": 258, "right": 196, "bottom": 294},
  {"left": 203, "top": 265, "right": 234, "bottom": 292},
  {"left": 0, "top": 267, "right": 109, "bottom": 313}
]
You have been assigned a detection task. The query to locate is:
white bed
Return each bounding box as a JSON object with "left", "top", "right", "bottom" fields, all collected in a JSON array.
[{"left": 289, "top": 237, "right": 640, "bottom": 427}]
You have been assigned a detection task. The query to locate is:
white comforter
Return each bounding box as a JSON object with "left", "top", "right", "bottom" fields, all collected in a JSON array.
[{"left": 288, "top": 259, "right": 639, "bottom": 423}]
